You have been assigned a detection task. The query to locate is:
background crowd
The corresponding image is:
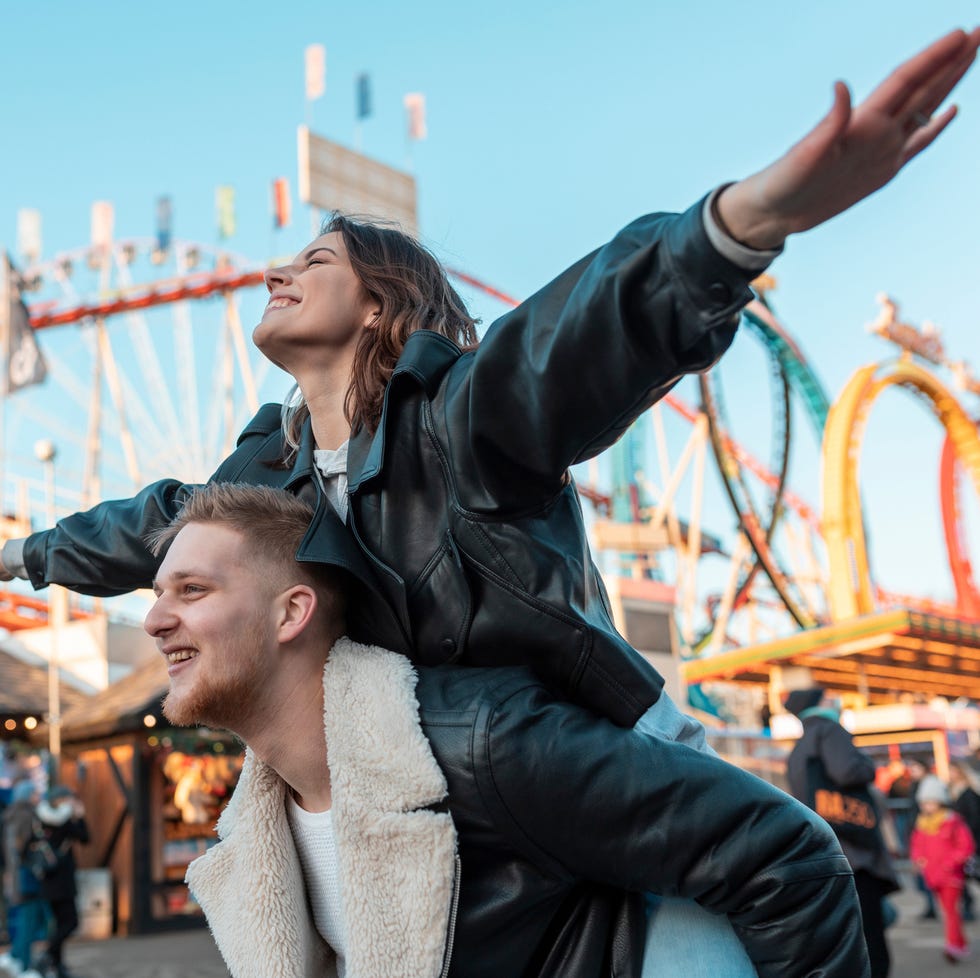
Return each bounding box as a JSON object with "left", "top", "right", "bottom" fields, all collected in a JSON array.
[
  {"left": 785, "top": 684, "right": 980, "bottom": 974},
  {"left": 0, "top": 780, "right": 88, "bottom": 978}
]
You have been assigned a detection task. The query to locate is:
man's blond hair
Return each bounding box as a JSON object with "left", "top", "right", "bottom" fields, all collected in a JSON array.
[{"left": 148, "top": 483, "right": 346, "bottom": 625}]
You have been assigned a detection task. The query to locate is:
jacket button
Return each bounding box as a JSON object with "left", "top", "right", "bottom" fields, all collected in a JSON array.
[
  {"left": 440, "top": 638, "right": 457, "bottom": 659},
  {"left": 708, "top": 282, "right": 731, "bottom": 305}
]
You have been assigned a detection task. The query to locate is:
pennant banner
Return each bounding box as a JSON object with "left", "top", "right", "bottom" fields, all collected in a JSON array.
[
  {"left": 356, "top": 73, "right": 372, "bottom": 120},
  {"left": 404, "top": 93, "right": 427, "bottom": 141},
  {"left": 156, "top": 196, "right": 173, "bottom": 253},
  {"left": 272, "top": 178, "right": 291, "bottom": 229},
  {"left": 91, "top": 201, "right": 114, "bottom": 266},
  {"left": 16, "top": 209, "right": 42, "bottom": 264},
  {"left": 216, "top": 186, "right": 236, "bottom": 240},
  {"left": 305, "top": 44, "right": 326, "bottom": 101},
  {"left": 1, "top": 254, "right": 47, "bottom": 395}
]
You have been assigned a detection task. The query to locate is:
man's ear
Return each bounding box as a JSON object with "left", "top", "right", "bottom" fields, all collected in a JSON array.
[{"left": 277, "top": 584, "right": 318, "bottom": 644}]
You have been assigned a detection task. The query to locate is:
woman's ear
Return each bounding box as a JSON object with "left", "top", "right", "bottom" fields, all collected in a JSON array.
[
  {"left": 277, "top": 584, "right": 318, "bottom": 643},
  {"left": 364, "top": 308, "right": 382, "bottom": 330}
]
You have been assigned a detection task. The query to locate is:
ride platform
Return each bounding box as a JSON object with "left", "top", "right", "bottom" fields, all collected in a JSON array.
[{"left": 681, "top": 609, "right": 980, "bottom": 702}]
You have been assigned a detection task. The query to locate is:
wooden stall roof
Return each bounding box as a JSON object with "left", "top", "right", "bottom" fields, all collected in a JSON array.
[
  {"left": 681, "top": 609, "right": 980, "bottom": 702},
  {"left": 0, "top": 647, "right": 90, "bottom": 716},
  {"left": 57, "top": 656, "right": 168, "bottom": 743}
]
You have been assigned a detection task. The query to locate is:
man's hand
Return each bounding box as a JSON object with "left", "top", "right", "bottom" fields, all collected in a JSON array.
[{"left": 717, "top": 27, "right": 980, "bottom": 250}]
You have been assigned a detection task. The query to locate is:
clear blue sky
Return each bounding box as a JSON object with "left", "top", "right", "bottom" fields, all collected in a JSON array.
[{"left": 2, "top": 1, "right": 978, "bottom": 624}]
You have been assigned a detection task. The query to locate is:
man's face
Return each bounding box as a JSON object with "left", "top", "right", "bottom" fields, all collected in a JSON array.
[{"left": 145, "top": 522, "right": 281, "bottom": 730}]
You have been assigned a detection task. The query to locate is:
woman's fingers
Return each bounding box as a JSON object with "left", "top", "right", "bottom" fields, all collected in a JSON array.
[
  {"left": 901, "top": 104, "right": 959, "bottom": 165},
  {"left": 863, "top": 28, "right": 976, "bottom": 118}
]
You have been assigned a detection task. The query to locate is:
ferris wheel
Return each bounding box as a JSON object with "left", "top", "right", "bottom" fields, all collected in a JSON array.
[{"left": 4, "top": 237, "right": 289, "bottom": 555}]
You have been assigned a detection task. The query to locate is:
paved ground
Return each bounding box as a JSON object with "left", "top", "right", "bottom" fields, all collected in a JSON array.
[{"left": 1, "top": 875, "right": 976, "bottom": 976}]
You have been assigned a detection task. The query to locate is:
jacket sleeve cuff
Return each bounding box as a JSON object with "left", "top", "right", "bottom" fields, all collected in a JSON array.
[
  {"left": 1, "top": 538, "right": 27, "bottom": 580},
  {"left": 21, "top": 532, "right": 51, "bottom": 590},
  {"left": 655, "top": 193, "right": 763, "bottom": 329},
  {"left": 702, "top": 185, "right": 783, "bottom": 272}
]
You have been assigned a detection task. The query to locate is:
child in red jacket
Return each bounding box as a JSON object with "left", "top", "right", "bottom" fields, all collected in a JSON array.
[{"left": 910, "top": 774, "right": 976, "bottom": 963}]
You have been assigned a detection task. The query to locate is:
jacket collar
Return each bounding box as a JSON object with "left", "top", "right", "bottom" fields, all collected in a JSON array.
[
  {"left": 283, "top": 412, "right": 318, "bottom": 491},
  {"left": 185, "top": 639, "right": 457, "bottom": 978},
  {"left": 347, "top": 331, "right": 462, "bottom": 492}
]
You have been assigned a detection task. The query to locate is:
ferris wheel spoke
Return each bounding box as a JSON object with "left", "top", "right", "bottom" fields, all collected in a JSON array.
[
  {"left": 7, "top": 399, "right": 87, "bottom": 456},
  {"left": 225, "top": 292, "right": 260, "bottom": 416},
  {"left": 41, "top": 348, "right": 97, "bottom": 415},
  {"left": 173, "top": 297, "right": 204, "bottom": 476},
  {"left": 113, "top": 366, "right": 197, "bottom": 479},
  {"left": 174, "top": 243, "right": 205, "bottom": 476},
  {"left": 92, "top": 317, "right": 173, "bottom": 464},
  {"left": 202, "top": 318, "right": 234, "bottom": 468},
  {"left": 112, "top": 254, "right": 188, "bottom": 452}
]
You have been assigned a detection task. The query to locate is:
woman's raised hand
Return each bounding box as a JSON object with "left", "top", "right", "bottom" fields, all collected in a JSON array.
[{"left": 717, "top": 27, "right": 980, "bottom": 250}]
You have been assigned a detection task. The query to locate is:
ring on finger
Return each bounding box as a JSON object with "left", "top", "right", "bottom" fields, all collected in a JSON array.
[{"left": 911, "top": 111, "right": 932, "bottom": 128}]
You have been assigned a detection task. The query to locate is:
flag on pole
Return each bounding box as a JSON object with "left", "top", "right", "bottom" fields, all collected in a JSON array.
[
  {"left": 16, "top": 209, "right": 42, "bottom": 264},
  {"left": 272, "top": 178, "right": 291, "bottom": 229},
  {"left": 356, "top": 73, "right": 372, "bottom": 120},
  {"left": 90, "top": 201, "right": 114, "bottom": 266},
  {"left": 404, "top": 93, "right": 427, "bottom": 140},
  {"left": 216, "top": 186, "right": 236, "bottom": 239},
  {"left": 156, "top": 196, "right": 173, "bottom": 253},
  {"left": 305, "top": 44, "right": 326, "bottom": 101},
  {"left": 0, "top": 253, "right": 47, "bottom": 395}
]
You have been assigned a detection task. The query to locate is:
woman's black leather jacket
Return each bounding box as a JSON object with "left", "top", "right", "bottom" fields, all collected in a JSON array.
[
  {"left": 22, "top": 196, "right": 754, "bottom": 727},
  {"left": 421, "top": 666, "right": 869, "bottom": 977}
]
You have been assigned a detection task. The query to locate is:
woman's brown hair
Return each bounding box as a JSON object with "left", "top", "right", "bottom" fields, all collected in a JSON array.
[{"left": 281, "top": 214, "right": 479, "bottom": 455}]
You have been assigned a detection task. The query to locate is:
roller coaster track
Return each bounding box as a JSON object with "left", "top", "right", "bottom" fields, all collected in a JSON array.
[
  {"left": 697, "top": 296, "right": 831, "bottom": 637},
  {"left": 940, "top": 433, "right": 980, "bottom": 618},
  {"left": 824, "top": 358, "right": 980, "bottom": 621}
]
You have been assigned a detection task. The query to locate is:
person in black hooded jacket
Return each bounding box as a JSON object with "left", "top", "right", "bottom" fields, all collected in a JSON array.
[{"left": 785, "top": 687, "right": 900, "bottom": 978}]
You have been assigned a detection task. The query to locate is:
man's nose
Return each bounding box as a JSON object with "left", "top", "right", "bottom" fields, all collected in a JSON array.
[{"left": 144, "top": 598, "right": 175, "bottom": 638}]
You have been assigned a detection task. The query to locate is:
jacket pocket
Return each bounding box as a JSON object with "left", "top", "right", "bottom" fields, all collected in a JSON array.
[{"left": 409, "top": 531, "right": 473, "bottom": 665}]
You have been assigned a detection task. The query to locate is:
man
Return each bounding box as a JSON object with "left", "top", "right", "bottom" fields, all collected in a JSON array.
[
  {"left": 145, "top": 483, "right": 868, "bottom": 978},
  {"left": 785, "top": 687, "right": 900, "bottom": 978}
]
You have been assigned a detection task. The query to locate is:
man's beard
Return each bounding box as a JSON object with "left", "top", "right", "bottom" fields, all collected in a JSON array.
[{"left": 163, "top": 642, "right": 265, "bottom": 732}]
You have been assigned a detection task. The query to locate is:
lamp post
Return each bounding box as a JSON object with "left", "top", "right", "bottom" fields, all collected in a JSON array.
[{"left": 35, "top": 438, "right": 63, "bottom": 785}]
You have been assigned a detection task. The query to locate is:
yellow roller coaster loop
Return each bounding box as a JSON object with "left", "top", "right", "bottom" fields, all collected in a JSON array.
[{"left": 823, "top": 357, "right": 980, "bottom": 622}]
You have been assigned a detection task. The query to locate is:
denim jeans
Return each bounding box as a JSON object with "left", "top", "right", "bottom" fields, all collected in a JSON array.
[
  {"left": 635, "top": 696, "right": 758, "bottom": 978},
  {"left": 9, "top": 899, "right": 48, "bottom": 972}
]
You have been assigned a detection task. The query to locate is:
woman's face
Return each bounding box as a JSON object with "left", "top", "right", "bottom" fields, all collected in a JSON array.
[{"left": 254, "top": 231, "right": 379, "bottom": 372}]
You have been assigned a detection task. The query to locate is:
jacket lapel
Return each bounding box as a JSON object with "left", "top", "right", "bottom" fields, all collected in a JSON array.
[
  {"left": 347, "top": 330, "right": 461, "bottom": 492},
  {"left": 324, "top": 639, "right": 458, "bottom": 978},
  {"left": 186, "top": 753, "right": 335, "bottom": 978}
]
